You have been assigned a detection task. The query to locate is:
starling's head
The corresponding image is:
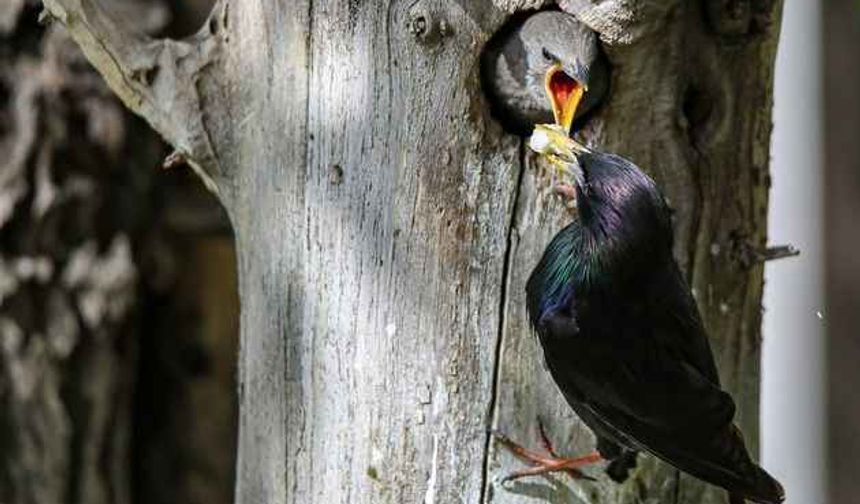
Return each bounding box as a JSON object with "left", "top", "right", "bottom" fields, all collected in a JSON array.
[
  {"left": 519, "top": 11, "right": 606, "bottom": 133},
  {"left": 529, "top": 124, "right": 671, "bottom": 238},
  {"left": 530, "top": 126, "right": 675, "bottom": 289}
]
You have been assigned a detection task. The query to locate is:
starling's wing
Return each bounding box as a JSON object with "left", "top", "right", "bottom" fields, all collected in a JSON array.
[
  {"left": 540, "top": 316, "right": 783, "bottom": 502},
  {"left": 539, "top": 258, "right": 732, "bottom": 430},
  {"left": 537, "top": 259, "right": 783, "bottom": 503},
  {"left": 540, "top": 308, "right": 735, "bottom": 435},
  {"left": 654, "top": 260, "right": 722, "bottom": 386}
]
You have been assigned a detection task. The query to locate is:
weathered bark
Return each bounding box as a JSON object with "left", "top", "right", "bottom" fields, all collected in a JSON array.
[{"left": 39, "top": 0, "right": 785, "bottom": 502}]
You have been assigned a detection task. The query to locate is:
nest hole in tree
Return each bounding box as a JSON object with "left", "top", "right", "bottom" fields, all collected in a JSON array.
[{"left": 478, "top": 5, "right": 610, "bottom": 137}]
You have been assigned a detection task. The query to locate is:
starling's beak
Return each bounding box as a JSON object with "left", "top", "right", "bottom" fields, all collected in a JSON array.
[
  {"left": 529, "top": 124, "right": 588, "bottom": 188},
  {"left": 544, "top": 63, "right": 586, "bottom": 134},
  {"left": 529, "top": 124, "right": 588, "bottom": 161}
]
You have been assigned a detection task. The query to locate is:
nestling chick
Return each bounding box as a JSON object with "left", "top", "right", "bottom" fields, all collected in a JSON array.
[{"left": 481, "top": 11, "right": 609, "bottom": 136}]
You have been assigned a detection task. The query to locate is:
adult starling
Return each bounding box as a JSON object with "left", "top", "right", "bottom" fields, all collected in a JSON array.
[
  {"left": 512, "top": 126, "right": 785, "bottom": 504},
  {"left": 481, "top": 10, "right": 609, "bottom": 136},
  {"left": 482, "top": 11, "right": 784, "bottom": 503}
]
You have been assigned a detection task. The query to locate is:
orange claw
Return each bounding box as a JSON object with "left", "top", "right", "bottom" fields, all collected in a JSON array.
[
  {"left": 554, "top": 183, "right": 577, "bottom": 200},
  {"left": 491, "top": 428, "right": 601, "bottom": 484}
]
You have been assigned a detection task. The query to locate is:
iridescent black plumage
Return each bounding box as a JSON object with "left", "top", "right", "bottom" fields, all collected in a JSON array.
[{"left": 526, "top": 151, "right": 785, "bottom": 504}]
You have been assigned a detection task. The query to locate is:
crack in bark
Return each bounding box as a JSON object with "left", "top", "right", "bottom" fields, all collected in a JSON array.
[
  {"left": 299, "top": 0, "right": 314, "bottom": 499},
  {"left": 479, "top": 140, "right": 527, "bottom": 503}
]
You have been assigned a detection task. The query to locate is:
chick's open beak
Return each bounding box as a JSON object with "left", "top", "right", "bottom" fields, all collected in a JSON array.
[{"left": 544, "top": 63, "right": 585, "bottom": 134}]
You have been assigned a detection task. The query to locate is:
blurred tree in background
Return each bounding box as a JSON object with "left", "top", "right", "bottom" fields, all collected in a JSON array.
[{"left": 0, "top": 1, "right": 236, "bottom": 503}]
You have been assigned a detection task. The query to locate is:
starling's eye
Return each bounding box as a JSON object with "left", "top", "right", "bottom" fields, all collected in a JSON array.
[{"left": 542, "top": 48, "right": 555, "bottom": 62}]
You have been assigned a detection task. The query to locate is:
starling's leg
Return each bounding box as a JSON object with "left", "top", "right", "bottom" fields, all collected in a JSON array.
[
  {"left": 493, "top": 430, "right": 558, "bottom": 464},
  {"left": 554, "top": 183, "right": 578, "bottom": 211},
  {"left": 553, "top": 183, "right": 577, "bottom": 200},
  {"left": 492, "top": 429, "right": 602, "bottom": 483},
  {"left": 501, "top": 453, "right": 602, "bottom": 483},
  {"left": 536, "top": 417, "right": 584, "bottom": 478}
]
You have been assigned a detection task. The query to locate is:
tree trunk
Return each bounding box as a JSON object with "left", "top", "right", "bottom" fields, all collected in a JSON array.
[{"left": 41, "top": 0, "right": 785, "bottom": 502}]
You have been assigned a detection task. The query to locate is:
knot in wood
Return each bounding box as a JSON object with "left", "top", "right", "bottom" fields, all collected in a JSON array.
[
  {"left": 407, "top": 4, "right": 449, "bottom": 46},
  {"left": 130, "top": 65, "right": 159, "bottom": 86},
  {"left": 705, "top": 0, "right": 752, "bottom": 37},
  {"left": 329, "top": 164, "right": 344, "bottom": 186}
]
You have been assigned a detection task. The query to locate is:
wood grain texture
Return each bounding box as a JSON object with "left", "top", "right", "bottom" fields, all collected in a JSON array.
[
  {"left": 44, "top": 0, "right": 785, "bottom": 502},
  {"left": 221, "top": 3, "right": 519, "bottom": 502}
]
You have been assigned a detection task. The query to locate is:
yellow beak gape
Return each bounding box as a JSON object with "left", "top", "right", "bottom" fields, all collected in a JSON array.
[{"left": 544, "top": 63, "right": 585, "bottom": 134}]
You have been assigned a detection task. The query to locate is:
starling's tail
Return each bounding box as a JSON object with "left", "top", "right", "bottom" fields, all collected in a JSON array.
[
  {"left": 721, "top": 426, "right": 785, "bottom": 504},
  {"left": 736, "top": 462, "right": 785, "bottom": 504},
  {"left": 631, "top": 422, "right": 784, "bottom": 504},
  {"left": 670, "top": 425, "right": 785, "bottom": 504}
]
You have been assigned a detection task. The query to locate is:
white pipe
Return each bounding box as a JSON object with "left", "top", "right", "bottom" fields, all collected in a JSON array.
[{"left": 762, "top": 0, "right": 827, "bottom": 502}]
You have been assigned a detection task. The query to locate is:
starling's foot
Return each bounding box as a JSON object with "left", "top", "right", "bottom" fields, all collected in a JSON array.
[
  {"left": 492, "top": 428, "right": 601, "bottom": 484},
  {"left": 553, "top": 183, "right": 576, "bottom": 200},
  {"left": 553, "top": 183, "right": 578, "bottom": 211}
]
